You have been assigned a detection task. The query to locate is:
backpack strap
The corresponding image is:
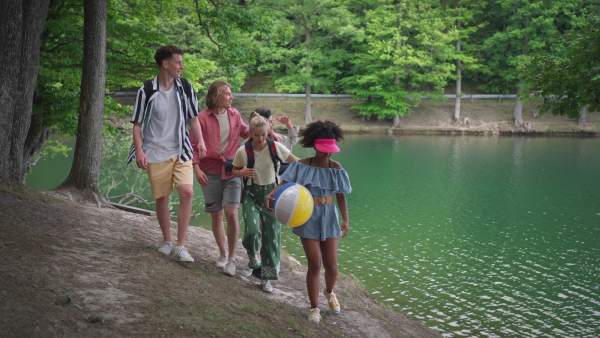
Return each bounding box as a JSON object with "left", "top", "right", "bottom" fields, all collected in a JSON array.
[
  {"left": 144, "top": 78, "right": 193, "bottom": 108},
  {"left": 242, "top": 138, "right": 282, "bottom": 200},
  {"left": 143, "top": 79, "right": 156, "bottom": 109},
  {"left": 179, "top": 78, "right": 193, "bottom": 98},
  {"left": 266, "top": 138, "right": 283, "bottom": 184}
]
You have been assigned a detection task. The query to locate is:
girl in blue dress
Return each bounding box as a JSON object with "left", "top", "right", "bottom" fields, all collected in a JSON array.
[{"left": 266, "top": 120, "right": 351, "bottom": 324}]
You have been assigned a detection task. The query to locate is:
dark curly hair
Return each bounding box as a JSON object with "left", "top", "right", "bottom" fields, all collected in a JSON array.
[
  {"left": 154, "top": 45, "right": 184, "bottom": 68},
  {"left": 299, "top": 120, "right": 344, "bottom": 148},
  {"left": 253, "top": 108, "right": 273, "bottom": 119}
]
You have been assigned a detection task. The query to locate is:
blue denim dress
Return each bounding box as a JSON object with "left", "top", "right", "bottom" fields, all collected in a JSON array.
[{"left": 280, "top": 161, "right": 352, "bottom": 240}]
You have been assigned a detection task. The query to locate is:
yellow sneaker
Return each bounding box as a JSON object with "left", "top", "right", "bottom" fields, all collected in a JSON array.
[
  {"left": 308, "top": 307, "right": 321, "bottom": 323},
  {"left": 323, "top": 289, "right": 341, "bottom": 314}
]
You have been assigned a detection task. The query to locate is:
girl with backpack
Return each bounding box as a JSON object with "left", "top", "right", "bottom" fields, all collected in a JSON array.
[{"left": 231, "top": 112, "right": 298, "bottom": 293}]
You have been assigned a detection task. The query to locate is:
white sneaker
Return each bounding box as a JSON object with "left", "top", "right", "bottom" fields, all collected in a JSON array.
[
  {"left": 157, "top": 241, "right": 173, "bottom": 255},
  {"left": 173, "top": 246, "right": 194, "bottom": 262},
  {"left": 224, "top": 259, "right": 236, "bottom": 276},
  {"left": 323, "top": 289, "right": 341, "bottom": 314},
  {"left": 241, "top": 264, "right": 254, "bottom": 277},
  {"left": 215, "top": 254, "right": 228, "bottom": 268},
  {"left": 308, "top": 308, "right": 321, "bottom": 323},
  {"left": 261, "top": 280, "right": 273, "bottom": 293}
]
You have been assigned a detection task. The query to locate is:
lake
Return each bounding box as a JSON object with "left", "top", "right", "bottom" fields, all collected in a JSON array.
[{"left": 28, "top": 134, "right": 600, "bottom": 337}]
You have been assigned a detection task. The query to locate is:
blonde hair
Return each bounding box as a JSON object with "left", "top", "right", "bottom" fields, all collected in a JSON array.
[
  {"left": 247, "top": 111, "right": 270, "bottom": 141},
  {"left": 205, "top": 80, "right": 231, "bottom": 109}
]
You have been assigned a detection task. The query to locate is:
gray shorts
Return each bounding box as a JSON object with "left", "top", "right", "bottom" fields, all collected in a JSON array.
[{"left": 200, "top": 173, "right": 242, "bottom": 213}]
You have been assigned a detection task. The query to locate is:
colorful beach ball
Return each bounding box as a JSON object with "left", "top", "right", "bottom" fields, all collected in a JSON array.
[{"left": 272, "top": 183, "right": 314, "bottom": 227}]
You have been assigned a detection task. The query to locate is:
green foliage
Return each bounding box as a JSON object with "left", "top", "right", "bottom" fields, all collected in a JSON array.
[
  {"left": 341, "top": 0, "right": 458, "bottom": 118},
  {"left": 99, "top": 133, "right": 152, "bottom": 205},
  {"left": 478, "top": 0, "right": 588, "bottom": 94},
  {"left": 257, "top": 0, "right": 361, "bottom": 94},
  {"left": 521, "top": 10, "right": 600, "bottom": 118}
]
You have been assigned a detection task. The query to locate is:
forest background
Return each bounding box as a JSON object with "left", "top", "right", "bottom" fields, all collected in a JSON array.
[
  {"left": 2, "top": 0, "right": 600, "bottom": 190},
  {"left": 1, "top": 1, "right": 599, "bottom": 335}
]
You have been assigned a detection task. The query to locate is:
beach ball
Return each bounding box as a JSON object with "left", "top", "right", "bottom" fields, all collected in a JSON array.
[{"left": 272, "top": 183, "right": 314, "bottom": 227}]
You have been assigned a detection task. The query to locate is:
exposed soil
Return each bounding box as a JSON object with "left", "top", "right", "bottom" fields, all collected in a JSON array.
[
  {"left": 230, "top": 97, "right": 600, "bottom": 136},
  {"left": 0, "top": 187, "right": 440, "bottom": 337}
]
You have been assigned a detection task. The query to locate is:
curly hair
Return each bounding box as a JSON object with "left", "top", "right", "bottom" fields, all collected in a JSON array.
[
  {"left": 299, "top": 120, "right": 344, "bottom": 148},
  {"left": 253, "top": 108, "right": 273, "bottom": 120},
  {"left": 204, "top": 81, "right": 231, "bottom": 109},
  {"left": 154, "top": 45, "right": 184, "bottom": 68}
]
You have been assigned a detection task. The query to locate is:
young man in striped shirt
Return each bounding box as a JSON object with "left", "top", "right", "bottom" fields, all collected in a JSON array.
[{"left": 127, "top": 45, "right": 206, "bottom": 262}]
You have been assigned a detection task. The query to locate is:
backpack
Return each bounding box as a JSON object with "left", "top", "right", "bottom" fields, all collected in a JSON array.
[
  {"left": 243, "top": 138, "right": 289, "bottom": 184},
  {"left": 224, "top": 138, "right": 289, "bottom": 176},
  {"left": 143, "top": 77, "right": 193, "bottom": 108},
  {"left": 240, "top": 138, "right": 289, "bottom": 204}
]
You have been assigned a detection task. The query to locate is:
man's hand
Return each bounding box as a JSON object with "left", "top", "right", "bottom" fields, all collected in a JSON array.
[
  {"left": 194, "top": 165, "right": 208, "bottom": 186},
  {"left": 135, "top": 151, "right": 148, "bottom": 170},
  {"left": 196, "top": 142, "right": 207, "bottom": 158}
]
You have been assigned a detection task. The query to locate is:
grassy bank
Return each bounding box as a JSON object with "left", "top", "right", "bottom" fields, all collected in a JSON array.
[{"left": 231, "top": 97, "right": 600, "bottom": 136}]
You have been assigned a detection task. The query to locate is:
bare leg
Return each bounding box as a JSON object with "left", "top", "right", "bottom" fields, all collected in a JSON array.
[
  {"left": 224, "top": 204, "right": 239, "bottom": 259},
  {"left": 320, "top": 238, "right": 339, "bottom": 293},
  {"left": 301, "top": 238, "right": 322, "bottom": 309},
  {"left": 156, "top": 195, "right": 172, "bottom": 242},
  {"left": 210, "top": 210, "right": 227, "bottom": 255},
  {"left": 175, "top": 184, "right": 193, "bottom": 247}
]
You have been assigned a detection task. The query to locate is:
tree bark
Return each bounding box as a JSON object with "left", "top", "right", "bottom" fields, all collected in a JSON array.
[
  {"left": 578, "top": 106, "right": 587, "bottom": 126},
  {"left": 304, "top": 28, "right": 312, "bottom": 124},
  {"left": 513, "top": 17, "right": 529, "bottom": 128},
  {"left": 513, "top": 88, "right": 524, "bottom": 127},
  {"left": 59, "top": 0, "right": 107, "bottom": 194},
  {"left": 0, "top": 0, "right": 51, "bottom": 186},
  {"left": 454, "top": 20, "right": 462, "bottom": 122},
  {"left": 393, "top": 73, "right": 401, "bottom": 128}
]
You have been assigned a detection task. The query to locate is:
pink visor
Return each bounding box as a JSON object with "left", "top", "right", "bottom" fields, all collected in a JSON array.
[{"left": 314, "top": 138, "right": 340, "bottom": 153}]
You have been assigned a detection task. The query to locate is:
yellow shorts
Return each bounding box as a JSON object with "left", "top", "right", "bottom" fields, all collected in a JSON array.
[{"left": 146, "top": 157, "right": 193, "bottom": 199}]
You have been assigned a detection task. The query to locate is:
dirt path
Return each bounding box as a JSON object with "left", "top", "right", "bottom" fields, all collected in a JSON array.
[{"left": 0, "top": 188, "right": 440, "bottom": 337}]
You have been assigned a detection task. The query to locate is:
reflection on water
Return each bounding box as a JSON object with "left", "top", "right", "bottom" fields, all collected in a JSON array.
[
  {"left": 28, "top": 134, "right": 600, "bottom": 337},
  {"left": 283, "top": 135, "right": 600, "bottom": 337}
]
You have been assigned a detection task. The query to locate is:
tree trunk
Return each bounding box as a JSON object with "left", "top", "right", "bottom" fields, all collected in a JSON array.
[
  {"left": 513, "top": 88, "right": 524, "bottom": 127},
  {"left": 22, "top": 106, "right": 50, "bottom": 184},
  {"left": 578, "top": 106, "right": 587, "bottom": 126},
  {"left": 513, "top": 17, "right": 529, "bottom": 128},
  {"left": 0, "top": 0, "right": 51, "bottom": 186},
  {"left": 393, "top": 73, "right": 401, "bottom": 128},
  {"left": 454, "top": 20, "right": 461, "bottom": 122},
  {"left": 59, "top": 0, "right": 107, "bottom": 195},
  {"left": 304, "top": 28, "right": 312, "bottom": 124}
]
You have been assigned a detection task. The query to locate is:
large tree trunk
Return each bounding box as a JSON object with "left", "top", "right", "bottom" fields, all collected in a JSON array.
[
  {"left": 0, "top": 0, "right": 51, "bottom": 186},
  {"left": 59, "top": 0, "right": 107, "bottom": 195},
  {"left": 304, "top": 28, "right": 312, "bottom": 124},
  {"left": 454, "top": 20, "right": 461, "bottom": 122},
  {"left": 578, "top": 106, "right": 587, "bottom": 126}
]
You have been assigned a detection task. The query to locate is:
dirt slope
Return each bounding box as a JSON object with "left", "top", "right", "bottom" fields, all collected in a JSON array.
[{"left": 0, "top": 187, "right": 439, "bottom": 337}]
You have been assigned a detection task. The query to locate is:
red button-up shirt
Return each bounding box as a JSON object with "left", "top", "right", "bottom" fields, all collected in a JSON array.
[{"left": 191, "top": 107, "right": 249, "bottom": 179}]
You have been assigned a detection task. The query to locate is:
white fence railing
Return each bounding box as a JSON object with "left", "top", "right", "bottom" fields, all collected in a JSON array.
[{"left": 112, "top": 92, "right": 518, "bottom": 102}]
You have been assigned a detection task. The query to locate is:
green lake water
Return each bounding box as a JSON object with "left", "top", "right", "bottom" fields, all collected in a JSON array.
[{"left": 27, "top": 134, "right": 600, "bottom": 337}]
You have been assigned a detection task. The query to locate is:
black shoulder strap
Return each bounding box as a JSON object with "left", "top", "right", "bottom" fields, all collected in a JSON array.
[
  {"left": 144, "top": 78, "right": 193, "bottom": 107},
  {"left": 267, "top": 138, "right": 282, "bottom": 165},
  {"left": 244, "top": 139, "right": 282, "bottom": 185},
  {"left": 244, "top": 140, "right": 255, "bottom": 169},
  {"left": 143, "top": 79, "right": 156, "bottom": 108},
  {"left": 179, "top": 77, "right": 193, "bottom": 97}
]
